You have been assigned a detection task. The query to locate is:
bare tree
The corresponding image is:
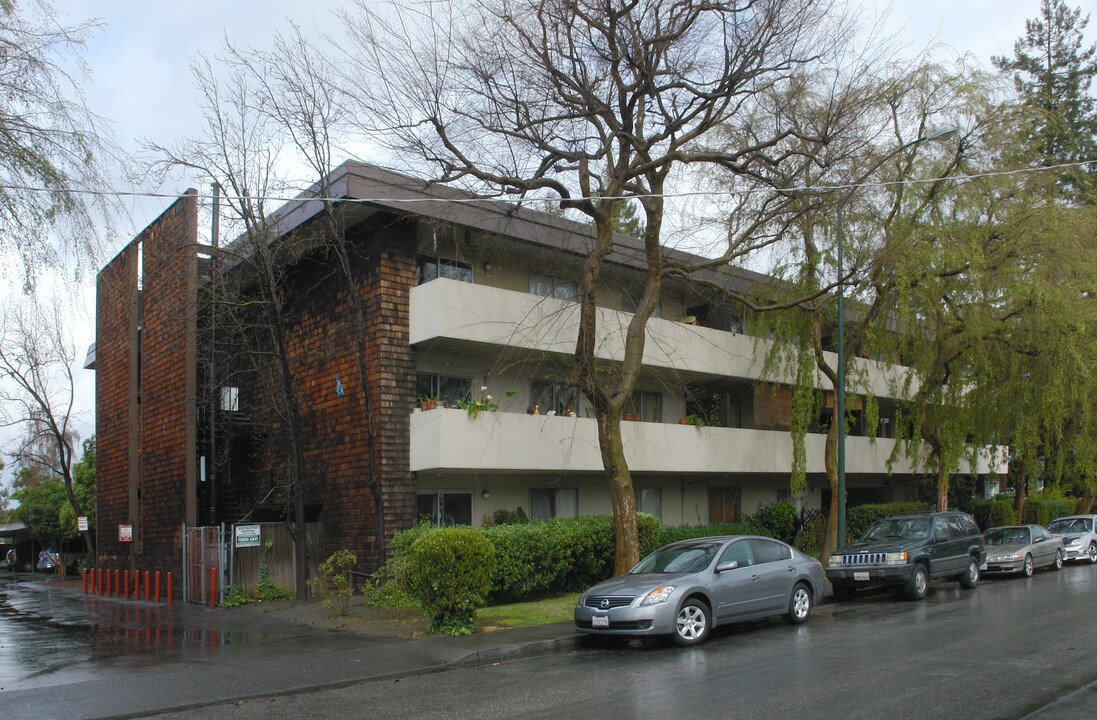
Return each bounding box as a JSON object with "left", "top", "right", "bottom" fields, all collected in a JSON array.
[
  {"left": 339, "top": 0, "right": 893, "bottom": 572},
  {"left": 0, "top": 0, "right": 120, "bottom": 286},
  {"left": 0, "top": 298, "right": 94, "bottom": 554}
]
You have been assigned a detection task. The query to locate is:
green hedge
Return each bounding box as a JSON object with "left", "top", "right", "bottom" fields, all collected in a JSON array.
[
  {"left": 987, "top": 500, "right": 1016, "bottom": 528},
  {"left": 749, "top": 501, "right": 797, "bottom": 543},
  {"left": 391, "top": 514, "right": 771, "bottom": 607},
  {"left": 1022, "top": 496, "right": 1078, "bottom": 527},
  {"left": 846, "top": 502, "right": 931, "bottom": 542},
  {"left": 405, "top": 528, "right": 495, "bottom": 635}
]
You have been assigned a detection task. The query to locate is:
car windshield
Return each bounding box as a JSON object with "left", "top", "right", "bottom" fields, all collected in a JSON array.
[
  {"left": 1048, "top": 518, "right": 1091, "bottom": 534},
  {"left": 862, "top": 517, "right": 931, "bottom": 541},
  {"left": 630, "top": 543, "right": 720, "bottom": 574},
  {"left": 985, "top": 528, "right": 1030, "bottom": 546}
]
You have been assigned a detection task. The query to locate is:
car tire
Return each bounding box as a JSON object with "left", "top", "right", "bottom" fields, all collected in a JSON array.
[
  {"left": 672, "top": 599, "right": 711, "bottom": 647},
  {"left": 960, "top": 556, "right": 980, "bottom": 589},
  {"left": 1052, "top": 549, "right": 1063, "bottom": 571},
  {"left": 1021, "top": 554, "right": 1034, "bottom": 577},
  {"left": 905, "top": 564, "right": 929, "bottom": 600},
  {"left": 784, "top": 583, "right": 813, "bottom": 625},
  {"left": 1088, "top": 543, "right": 1097, "bottom": 564}
]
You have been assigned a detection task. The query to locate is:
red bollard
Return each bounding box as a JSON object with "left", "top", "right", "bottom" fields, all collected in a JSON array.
[
  {"left": 114, "top": 569, "right": 120, "bottom": 597},
  {"left": 123, "top": 570, "right": 130, "bottom": 599},
  {"left": 82, "top": 568, "right": 88, "bottom": 594},
  {"left": 154, "top": 571, "right": 161, "bottom": 603},
  {"left": 209, "top": 567, "right": 217, "bottom": 609},
  {"left": 166, "top": 572, "right": 173, "bottom": 604},
  {"left": 134, "top": 569, "right": 140, "bottom": 599},
  {"left": 144, "top": 570, "right": 151, "bottom": 601}
]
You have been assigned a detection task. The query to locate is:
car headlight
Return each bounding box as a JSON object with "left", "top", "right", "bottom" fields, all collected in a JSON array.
[
  {"left": 641, "top": 585, "right": 675, "bottom": 605},
  {"left": 1066, "top": 537, "right": 1081, "bottom": 547},
  {"left": 884, "top": 552, "right": 908, "bottom": 565},
  {"left": 828, "top": 555, "right": 845, "bottom": 567}
]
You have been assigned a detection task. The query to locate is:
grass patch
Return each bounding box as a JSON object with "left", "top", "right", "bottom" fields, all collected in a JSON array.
[{"left": 476, "top": 593, "right": 580, "bottom": 630}]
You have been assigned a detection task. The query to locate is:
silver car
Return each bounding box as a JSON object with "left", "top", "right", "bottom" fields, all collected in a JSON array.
[
  {"left": 574, "top": 535, "right": 824, "bottom": 646},
  {"left": 983, "top": 525, "right": 1064, "bottom": 576},
  {"left": 1046, "top": 515, "right": 1097, "bottom": 564}
]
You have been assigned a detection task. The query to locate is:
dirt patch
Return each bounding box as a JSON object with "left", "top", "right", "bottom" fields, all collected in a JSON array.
[{"left": 229, "top": 595, "right": 431, "bottom": 639}]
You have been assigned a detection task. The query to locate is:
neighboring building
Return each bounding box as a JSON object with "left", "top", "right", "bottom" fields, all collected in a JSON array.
[{"left": 92, "top": 162, "right": 1004, "bottom": 575}]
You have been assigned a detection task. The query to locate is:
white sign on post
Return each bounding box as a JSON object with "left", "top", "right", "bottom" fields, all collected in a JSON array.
[
  {"left": 118, "top": 525, "right": 133, "bottom": 542},
  {"left": 235, "top": 524, "right": 261, "bottom": 548},
  {"left": 77, "top": 516, "right": 89, "bottom": 532}
]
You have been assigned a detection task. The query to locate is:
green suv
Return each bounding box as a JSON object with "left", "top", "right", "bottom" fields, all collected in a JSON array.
[{"left": 826, "top": 511, "right": 987, "bottom": 601}]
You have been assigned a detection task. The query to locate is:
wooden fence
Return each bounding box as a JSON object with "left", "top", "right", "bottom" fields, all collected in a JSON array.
[{"left": 229, "top": 523, "right": 323, "bottom": 597}]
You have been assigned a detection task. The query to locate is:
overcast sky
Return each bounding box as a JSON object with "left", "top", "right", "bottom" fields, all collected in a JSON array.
[{"left": 2, "top": 0, "right": 1091, "bottom": 488}]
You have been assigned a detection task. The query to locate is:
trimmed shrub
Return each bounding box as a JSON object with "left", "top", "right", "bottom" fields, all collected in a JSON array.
[
  {"left": 1022, "top": 495, "right": 1077, "bottom": 527},
  {"left": 750, "top": 501, "right": 797, "bottom": 543},
  {"left": 656, "top": 522, "right": 770, "bottom": 546},
  {"left": 309, "top": 549, "right": 357, "bottom": 615},
  {"left": 482, "top": 522, "right": 569, "bottom": 603},
  {"left": 845, "top": 502, "right": 931, "bottom": 542},
  {"left": 971, "top": 499, "right": 994, "bottom": 530},
  {"left": 794, "top": 515, "right": 825, "bottom": 555},
  {"left": 989, "top": 500, "right": 1015, "bottom": 528},
  {"left": 405, "top": 528, "right": 496, "bottom": 635}
]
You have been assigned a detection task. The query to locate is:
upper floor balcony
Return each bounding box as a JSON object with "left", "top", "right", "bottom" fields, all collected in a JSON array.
[
  {"left": 409, "top": 278, "right": 915, "bottom": 398},
  {"left": 409, "top": 407, "right": 1006, "bottom": 476}
]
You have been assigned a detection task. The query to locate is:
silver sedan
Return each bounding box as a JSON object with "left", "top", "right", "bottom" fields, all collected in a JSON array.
[
  {"left": 983, "top": 525, "right": 1064, "bottom": 576},
  {"left": 574, "top": 535, "right": 824, "bottom": 646},
  {"left": 1046, "top": 515, "right": 1097, "bottom": 564}
]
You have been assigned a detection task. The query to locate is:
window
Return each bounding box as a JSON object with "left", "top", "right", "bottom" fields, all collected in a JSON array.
[
  {"left": 418, "top": 255, "right": 473, "bottom": 285},
  {"left": 637, "top": 487, "right": 662, "bottom": 519},
  {"left": 749, "top": 539, "right": 791, "bottom": 564},
  {"left": 624, "top": 391, "right": 662, "bottom": 422},
  {"left": 709, "top": 487, "right": 740, "bottom": 523},
  {"left": 530, "top": 488, "right": 578, "bottom": 520},
  {"left": 530, "top": 380, "right": 580, "bottom": 416},
  {"left": 529, "top": 272, "right": 579, "bottom": 301},
  {"left": 933, "top": 517, "right": 949, "bottom": 542},
  {"left": 417, "top": 373, "right": 473, "bottom": 408},
  {"left": 621, "top": 290, "right": 661, "bottom": 318},
  {"left": 946, "top": 515, "right": 967, "bottom": 539},
  {"left": 718, "top": 540, "right": 752, "bottom": 568},
  {"left": 220, "top": 386, "right": 240, "bottom": 412},
  {"left": 416, "top": 492, "right": 472, "bottom": 526}
]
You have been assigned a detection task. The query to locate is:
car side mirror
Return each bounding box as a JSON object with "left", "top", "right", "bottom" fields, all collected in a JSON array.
[
  {"left": 714, "top": 561, "right": 739, "bottom": 574},
  {"left": 1034, "top": 537, "right": 1044, "bottom": 543}
]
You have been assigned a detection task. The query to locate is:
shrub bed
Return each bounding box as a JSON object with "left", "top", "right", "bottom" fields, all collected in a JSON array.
[{"left": 405, "top": 527, "right": 495, "bottom": 635}]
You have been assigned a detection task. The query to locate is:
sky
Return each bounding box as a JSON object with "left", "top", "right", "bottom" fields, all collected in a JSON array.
[{"left": 1, "top": 0, "right": 1091, "bottom": 488}]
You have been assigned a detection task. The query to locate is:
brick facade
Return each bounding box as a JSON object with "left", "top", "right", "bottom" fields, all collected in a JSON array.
[{"left": 95, "top": 191, "right": 197, "bottom": 575}]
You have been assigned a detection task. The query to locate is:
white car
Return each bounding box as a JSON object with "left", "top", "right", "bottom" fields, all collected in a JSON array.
[{"left": 1046, "top": 515, "right": 1097, "bottom": 564}]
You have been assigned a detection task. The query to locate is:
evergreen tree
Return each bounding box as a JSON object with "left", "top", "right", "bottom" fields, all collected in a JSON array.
[{"left": 993, "top": 0, "right": 1097, "bottom": 201}]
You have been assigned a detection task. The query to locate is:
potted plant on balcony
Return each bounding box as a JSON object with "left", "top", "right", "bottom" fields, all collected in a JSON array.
[
  {"left": 420, "top": 396, "right": 440, "bottom": 411},
  {"left": 458, "top": 386, "right": 499, "bottom": 420}
]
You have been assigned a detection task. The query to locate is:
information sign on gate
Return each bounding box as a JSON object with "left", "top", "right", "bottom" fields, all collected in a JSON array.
[
  {"left": 234, "top": 524, "right": 261, "bottom": 548},
  {"left": 118, "top": 524, "right": 133, "bottom": 542},
  {"left": 78, "top": 516, "right": 89, "bottom": 532}
]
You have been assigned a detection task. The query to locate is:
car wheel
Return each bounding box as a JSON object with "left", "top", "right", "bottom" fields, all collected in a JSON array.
[
  {"left": 785, "top": 583, "right": 813, "bottom": 625},
  {"left": 905, "top": 564, "right": 929, "bottom": 600},
  {"left": 959, "top": 556, "right": 979, "bottom": 589},
  {"left": 1022, "top": 554, "right": 1034, "bottom": 577},
  {"left": 1053, "top": 549, "right": 1063, "bottom": 571},
  {"left": 673, "top": 599, "right": 711, "bottom": 647},
  {"left": 1088, "top": 543, "right": 1097, "bottom": 564},
  {"left": 832, "top": 583, "right": 856, "bottom": 602}
]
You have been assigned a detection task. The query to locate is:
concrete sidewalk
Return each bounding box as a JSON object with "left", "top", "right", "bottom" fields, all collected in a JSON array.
[{"left": 1, "top": 575, "right": 583, "bottom": 720}]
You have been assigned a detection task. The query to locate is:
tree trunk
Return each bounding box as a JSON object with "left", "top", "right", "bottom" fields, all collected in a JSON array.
[
  {"left": 935, "top": 450, "right": 949, "bottom": 512},
  {"left": 1013, "top": 470, "right": 1027, "bottom": 524},
  {"left": 597, "top": 411, "right": 638, "bottom": 575},
  {"left": 823, "top": 412, "right": 840, "bottom": 563}
]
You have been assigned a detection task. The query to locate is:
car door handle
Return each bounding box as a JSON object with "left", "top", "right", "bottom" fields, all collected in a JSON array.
[
  {"left": 750, "top": 575, "right": 760, "bottom": 582},
  {"left": 786, "top": 565, "right": 795, "bottom": 572}
]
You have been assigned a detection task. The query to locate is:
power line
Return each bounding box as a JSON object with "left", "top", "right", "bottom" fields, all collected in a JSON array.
[{"left": 1, "top": 159, "right": 1094, "bottom": 206}]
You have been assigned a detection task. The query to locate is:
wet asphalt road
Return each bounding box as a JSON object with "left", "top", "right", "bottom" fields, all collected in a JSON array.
[{"left": 148, "top": 562, "right": 1097, "bottom": 720}]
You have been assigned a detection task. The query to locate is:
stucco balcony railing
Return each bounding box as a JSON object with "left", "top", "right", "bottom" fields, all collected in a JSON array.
[
  {"left": 410, "top": 278, "right": 913, "bottom": 397},
  {"left": 410, "top": 408, "right": 1005, "bottom": 476}
]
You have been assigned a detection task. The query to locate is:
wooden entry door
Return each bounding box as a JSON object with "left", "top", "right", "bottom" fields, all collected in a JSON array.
[{"left": 709, "top": 487, "right": 741, "bottom": 523}]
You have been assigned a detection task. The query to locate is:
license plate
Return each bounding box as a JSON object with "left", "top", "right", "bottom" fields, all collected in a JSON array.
[
  {"left": 592, "top": 615, "right": 609, "bottom": 628},
  {"left": 854, "top": 571, "right": 869, "bottom": 582}
]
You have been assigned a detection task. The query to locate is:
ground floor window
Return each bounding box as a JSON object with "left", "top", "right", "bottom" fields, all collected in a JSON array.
[
  {"left": 637, "top": 486, "right": 662, "bottom": 519},
  {"left": 708, "top": 487, "right": 740, "bottom": 523},
  {"left": 416, "top": 491, "right": 472, "bottom": 526},
  {"left": 530, "top": 488, "right": 578, "bottom": 520}
]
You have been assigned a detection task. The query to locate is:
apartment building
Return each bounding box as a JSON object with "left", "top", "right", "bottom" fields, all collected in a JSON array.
[{"left": 93, "top": 161, "right": 1004, "bottom": 574}]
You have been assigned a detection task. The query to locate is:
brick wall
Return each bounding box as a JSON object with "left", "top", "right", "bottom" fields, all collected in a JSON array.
[
  {"left": 94, "top": 191, "right": 197, "bottom": 576},
  {"left": 95, "top": 243, "right": 139, "bottom": 565}
]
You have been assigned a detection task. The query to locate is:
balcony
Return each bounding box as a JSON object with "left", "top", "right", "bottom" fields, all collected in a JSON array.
[
  {"left": 409, "top": 278, "right": 914, "bottom": 397},
  {"left": 410, "top": 408, "right": 1005, "bottom": 476}
]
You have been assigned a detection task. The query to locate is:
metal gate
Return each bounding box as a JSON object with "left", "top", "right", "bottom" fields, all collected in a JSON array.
[{"left": 183, "top": 524, "right": 225, "bottom": 605}]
